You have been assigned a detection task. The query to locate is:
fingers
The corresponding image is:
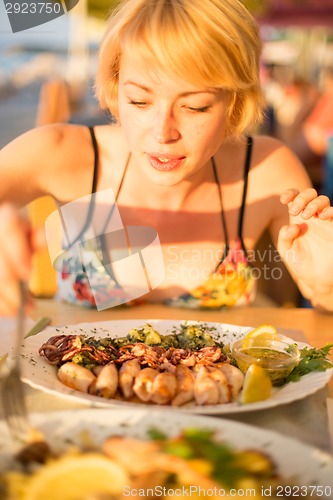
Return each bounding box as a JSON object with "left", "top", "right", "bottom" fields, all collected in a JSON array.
[
  {"left": 0, "top": 204, "right": 32, "bottom": 279},
  {"left": 297, "top": 194, "right": 331, "bottom": 220},
  {"left": 0, "top": 204, "right": 36, "bottom": 315},
  {"left": 0, "top": 279, "right": 18, "bottom": 316},
  {"left": 277, "top": 224, "right": 302, "bottom": 254},
  {"left": 30, "top": 226, "right": 47, "bottom": 253},
  {"left": 280, "top": 188, "right": 333, "bottom": 220},
  {"left": 317, "top": 206, "right": 333, "bottom": 220},
  {"left": 280, "top": 188, "right": 301, "bottom": 205},
  {"left": 278, "top": 222, "right": 312, "bottom": 261}
]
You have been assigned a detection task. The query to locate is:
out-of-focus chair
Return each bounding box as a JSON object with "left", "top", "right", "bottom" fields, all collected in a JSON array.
[{"left": 27, "top": 79, "right": 71, "bottom": 297}]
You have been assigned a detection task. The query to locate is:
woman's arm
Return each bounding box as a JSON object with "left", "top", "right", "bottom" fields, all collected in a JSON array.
[
  {"left": 277, "top": 188, "right": 333, "bottom": 312},
  {"left": 0, "top": 203, "right": 45, "bottom": 315},
  {"left": 0, "top": 123, "right": 94, "bottom": 206},
  {"left": 0, "top": 125, "right": 67, "bottom": 206},
  {"left": 0, "top": 123, "right": 94, "bottom": 315},
  {"left": 265, "top": 142, "right": 333, "bottom": 311}
]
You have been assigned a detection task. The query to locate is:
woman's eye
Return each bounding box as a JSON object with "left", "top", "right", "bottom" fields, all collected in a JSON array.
[
  {"left": 128, "top": 100, "right": 147, "bottom": 107},
  {"left": 187, "top": 106, "right": 210, "bottom": 113}
]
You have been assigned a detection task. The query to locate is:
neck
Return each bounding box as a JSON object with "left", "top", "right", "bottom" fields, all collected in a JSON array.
[{"left": 127, "top": 158, "right": 214, "bottom": 211}]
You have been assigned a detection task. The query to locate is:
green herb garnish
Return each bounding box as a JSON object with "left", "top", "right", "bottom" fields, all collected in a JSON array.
[
  {"left": 147, "top": 427, "right": 275, "bottom": 488},
  {"left": 276, "top": 344, "right": 333, "bottom": 386}
]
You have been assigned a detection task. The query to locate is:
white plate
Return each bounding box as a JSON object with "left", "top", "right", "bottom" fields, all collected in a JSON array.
[
  {"left": 0, "top": 408, "right": 332, "bottom": 491},
  {"left": 0, "top": 317, "right": 35, "bottom": 357},
  {"left": 20, "top": 319, "right": 333, "bottom": 414}
]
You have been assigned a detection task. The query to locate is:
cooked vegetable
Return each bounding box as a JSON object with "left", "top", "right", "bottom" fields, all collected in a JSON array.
[
  {"left": 1, "top": 427, "right": 313, "bottom": 499},
  {"left": 127, "top": 324, "right": 162, "bottom": 345}
]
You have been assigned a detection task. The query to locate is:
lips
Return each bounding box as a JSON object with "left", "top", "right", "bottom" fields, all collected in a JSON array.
[{"left": 147, "top": 154, "right": 185, "bottom": 172}]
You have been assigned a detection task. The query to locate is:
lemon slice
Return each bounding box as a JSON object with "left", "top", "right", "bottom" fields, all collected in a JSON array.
[
  {"left": 242, "top": 324, "right": 279, "bottom": 347},
  {"left": 23, "top": 453, "right": 129, "bottom": 500},
  {"left": 239, "top": 364, "right": 272, "bottom": 404}
]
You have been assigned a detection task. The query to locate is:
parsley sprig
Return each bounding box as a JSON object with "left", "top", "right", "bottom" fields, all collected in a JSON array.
[
  {"left": 148, "top": 428, "right": 275, "bottom": 488},
  {"left": 276, "top": 343, "right": 333, "bottom": 386}
]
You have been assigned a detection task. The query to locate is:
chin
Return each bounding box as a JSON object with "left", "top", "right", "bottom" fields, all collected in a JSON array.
[{"left": 143, "top": 166, "right": 186, "bottom": 187}]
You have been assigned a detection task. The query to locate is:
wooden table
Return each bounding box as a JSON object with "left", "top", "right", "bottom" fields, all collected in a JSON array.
[{"left": 26, "top": 299, "right": 333, "bottom": 453}]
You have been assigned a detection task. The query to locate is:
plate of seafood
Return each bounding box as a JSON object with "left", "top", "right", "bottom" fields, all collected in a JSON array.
[
  {"left": 19, "top": 319, "right": 333, "bottom": 414},
  {"left": 0, "top": 408, "right": 332, "bottom": 498}
]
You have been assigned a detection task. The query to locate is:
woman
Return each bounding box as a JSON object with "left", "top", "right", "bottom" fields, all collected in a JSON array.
[{"left": 1, "top": 0, "right": 333, "bottom": 314}]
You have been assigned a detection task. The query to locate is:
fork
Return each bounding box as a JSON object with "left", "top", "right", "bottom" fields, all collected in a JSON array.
[{"left": 0, "top": 281, "right": 30, "bottom": 443}]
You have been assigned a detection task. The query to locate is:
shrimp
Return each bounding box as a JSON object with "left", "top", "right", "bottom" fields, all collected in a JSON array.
[
  {"left": 133, "top": 367, "right": 158, "bottom": 402},
  {"left": 151, "top": 372, "right": 177, "bottom": 405},
  {"left": 208, "top": 367, "right": 231, "bottom": 403},
  {"left": 194, "top": 366, "right": 219, "bottom": 405},
  {"left": 90, "top": 361, "right": 118, "bottom": 398},
  {"left": 103, "top": 437, "right": 223, "bottom": 491},
  {"left": 103, "top": 436, "right": 161, "bottom": 474},
  {"left": 119, "top": 358, "right": 141, "bottom": 399},
  {"left": 57, "top": 362, "right": 95, "bottom": 393},
  {"left": 92, "top": 365, "right": 103, "bottom": 376},
  {"left": 218, "top": 363, "right": 244, "bottom": 400},
  {"left": 172, "top": 364, "right": 195, "bottom": 407}
]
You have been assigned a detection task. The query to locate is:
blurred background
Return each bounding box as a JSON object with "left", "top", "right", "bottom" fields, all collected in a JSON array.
[
  {"left": 1, "top": 0, "right": 333, "bottom": 307},
  {"left": 1, "top": 1, "right": 333, "bottom": 186},
  {"left": 1, "top": 1, "right": 333, "bottom": 160}
]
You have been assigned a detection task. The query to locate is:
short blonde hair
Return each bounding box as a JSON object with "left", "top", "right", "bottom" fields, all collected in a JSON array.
[{"left": 95, "top": 0, "right": 265, "bottom": 137}]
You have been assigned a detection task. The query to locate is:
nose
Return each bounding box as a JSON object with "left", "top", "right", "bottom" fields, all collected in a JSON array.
[{"left": 153, "top": 107, "right": 181, "bottom": 143}]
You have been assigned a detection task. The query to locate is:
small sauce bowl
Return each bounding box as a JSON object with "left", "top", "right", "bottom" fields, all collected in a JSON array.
[{"left": 231, "top": 338, "right": 300, "bottom": 385}]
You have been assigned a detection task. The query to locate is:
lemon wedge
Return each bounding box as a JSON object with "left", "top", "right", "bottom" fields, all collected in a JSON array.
[
  {"left": 239, "top": 364, "right": 272, "bottom": 404},
  {"left": 23, "top": 453, "right": 129, "bottom": 500},
  {"left": 242, "top": 324, "right": 279, "bottom": 347}
]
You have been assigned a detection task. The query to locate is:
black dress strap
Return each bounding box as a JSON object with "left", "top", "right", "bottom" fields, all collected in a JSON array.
[
  {"left": 212, "top": 156, "right": 229, "bottom": 262},
  {"left": 238, "top": 136, "right": 253, "bottom": 252},
  {"left": 212, "top": 136, "right": 253, "bottom": 270},
  {"left": 61, "top": 127, "right": 99, "bottom": 247},
  {"left": 60, "top": 127, "right": 130, "bottom": 286},
  {"left": 83, "top": 127, "right": 131, "bottom": 239},
  {"left": 88, "top": 126, "right": 99, "bottom": 194},
  {"left": 99, "top": 152, "right": 131, "bottom": 235}
]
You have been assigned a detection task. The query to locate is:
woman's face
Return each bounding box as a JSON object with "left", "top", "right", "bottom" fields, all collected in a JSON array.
[{"left": 117, "top": 50, "right": 231, "bottom": 186}]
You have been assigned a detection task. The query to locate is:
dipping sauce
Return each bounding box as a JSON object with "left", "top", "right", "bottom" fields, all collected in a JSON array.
[{"left": 231, "top": 339, "right": 300, "bottom": 384}]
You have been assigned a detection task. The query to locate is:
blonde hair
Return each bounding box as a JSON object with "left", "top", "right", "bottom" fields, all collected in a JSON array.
[{"left": 95, "top": 0, "right": 265, "bottom": 137}]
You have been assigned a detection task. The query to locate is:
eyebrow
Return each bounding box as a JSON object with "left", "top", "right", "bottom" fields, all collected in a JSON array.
[{"left": 123, "top": 80, "right": 218, "bottom": 96}]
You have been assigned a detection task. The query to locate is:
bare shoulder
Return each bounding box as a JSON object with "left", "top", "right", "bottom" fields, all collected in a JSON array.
[
  {"left": 32, "top": 122, "right": 92, "bottom": 173},
  {"left": 92, "top": 123, "right": 129, "bottom": 163},
  {"left": 2, "top": 122, "right": 84, "bottom": 155},
  {"left": 49, "top": 123, "right": 125, "bottom": 201},
  {"left": 251, "top": 135, "right": 312, "bottom": 192},
  {"left": 1, "top": 122, "right": 89, "bottom": 175},
  {"left": 0, "top": 123, "right": 99, "bottom": 204}
]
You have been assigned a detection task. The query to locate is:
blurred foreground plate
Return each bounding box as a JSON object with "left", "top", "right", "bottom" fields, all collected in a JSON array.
[{"left": 0, "top": 408, "right": 332, "bottom": 490}]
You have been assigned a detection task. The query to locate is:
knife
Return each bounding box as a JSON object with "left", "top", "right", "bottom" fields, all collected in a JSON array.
[
  {"left": 24, "top": 316, "right": 52, "bottom": 338},
  {"left": 0, "top": 316, "right": 51, "bottom": 367}
]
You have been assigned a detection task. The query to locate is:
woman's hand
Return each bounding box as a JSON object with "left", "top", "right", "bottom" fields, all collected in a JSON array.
[
  {"left": 0, "top": 203, "right": 45, "bottom": 315},
  {"left": 278, "top": 188, "right": 333, "bottom": 310}
]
